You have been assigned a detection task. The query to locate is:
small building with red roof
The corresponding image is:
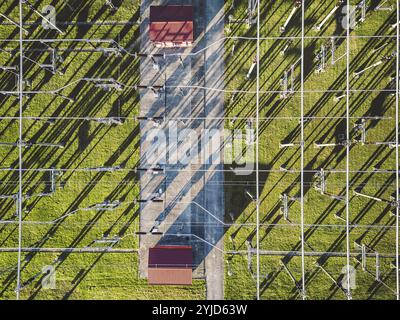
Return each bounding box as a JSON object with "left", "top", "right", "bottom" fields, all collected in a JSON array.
[
  {"left": 148, "top": 245, "right": 193, "bottom": 285},
  {"left": 149, "top": 5, "right": 194, "bottom": 47}
]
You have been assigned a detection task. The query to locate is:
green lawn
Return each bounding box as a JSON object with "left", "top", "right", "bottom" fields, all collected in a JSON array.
[{"left": 223, "top": 0, "right": 398, "bottom": 300}]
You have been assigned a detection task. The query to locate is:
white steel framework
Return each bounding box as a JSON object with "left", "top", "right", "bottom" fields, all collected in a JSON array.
[
  {"left": 0, "top": 0, "right": 398, "bottom": 301},
  {"left": 15, "top": 0, "right": 24, "bottom": 301},
  {"left": 300, "top": 0, "right": 306, "bottom": 300},
  {"left": 345, "top": 0, "right": 352, "bottom": 300}
]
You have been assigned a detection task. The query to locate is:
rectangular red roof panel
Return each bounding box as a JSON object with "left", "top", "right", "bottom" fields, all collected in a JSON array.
[
  {"left": 149, "top": 21, "right": 194, "bottom": 44},
  {"left": 148, "top": 245, "right": 193, "bottom": 268},
  {"left": 149, "top": 5, "right": 194, "bottom": 45},
  {"left": 148, "top": 268, "right": 192, "bottom": 285}
]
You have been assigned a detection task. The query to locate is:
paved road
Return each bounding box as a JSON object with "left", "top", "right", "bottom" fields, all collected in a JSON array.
[
  {"left": 202, "top": 0, "right": 225, "bottom": 301},
  {"left": 138, "top": 0, "right": 225, "bottom": 300}
]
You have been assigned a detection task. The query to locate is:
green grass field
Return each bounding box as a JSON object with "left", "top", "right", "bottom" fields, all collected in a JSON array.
[
  {"left": 223, "top": 0, "right": 398, "bottom": 300},
  {"left": 0, "top": 0, "right": 399, "bottom": 300}
]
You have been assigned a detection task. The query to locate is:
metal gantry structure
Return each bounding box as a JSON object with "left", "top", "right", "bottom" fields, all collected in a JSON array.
[
  {"left": 345, "top": 0, "right": 352, "bottom": 299},
  {"left": 255, "top": 0, "right": 260, "bottom": 300},
  {"left": 0, "top": 0, "right": 399, "bottom": 300},
  {"left": 15, "top": 0, "right": 24, "bottom": 300},
  {"left": 299, "top": 0, "right": 306, "bottom": 300}
]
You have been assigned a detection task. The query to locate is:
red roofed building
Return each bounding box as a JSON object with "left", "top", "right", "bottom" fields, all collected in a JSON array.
[
  {"left": 149, "top": 5, "right": 194, "bottom": 47},
  {"left": 148, "top": 245, "right": 193, "bottom": 285}
]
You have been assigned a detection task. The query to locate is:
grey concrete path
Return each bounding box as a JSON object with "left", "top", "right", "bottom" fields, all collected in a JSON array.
[
  {"left": 138, "top": 0, "right": 225, "bottom": 300},
  {"left": 202, "top": 0, "right": 225, "bottom": 301}
]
